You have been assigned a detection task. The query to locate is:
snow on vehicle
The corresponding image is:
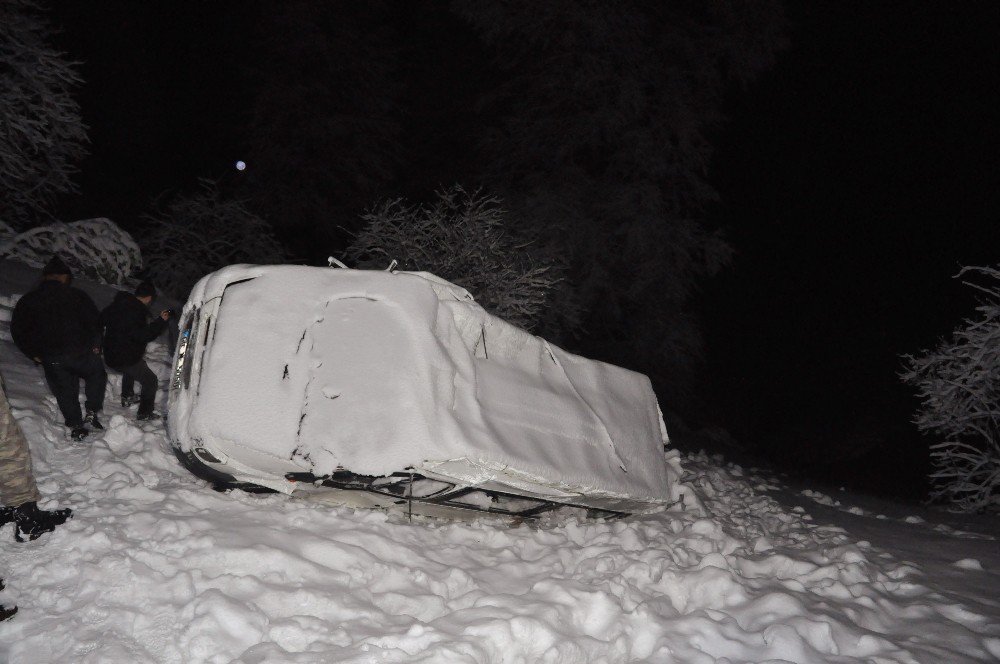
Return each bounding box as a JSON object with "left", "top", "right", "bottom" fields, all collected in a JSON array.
[{"left": 166, "top": 264, "right": 683, "bottom": 520}]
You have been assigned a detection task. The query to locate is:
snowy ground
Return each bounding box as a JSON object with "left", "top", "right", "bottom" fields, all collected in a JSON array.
[{"left": 1, "top": 273, "right": 998, "bottom": 663}]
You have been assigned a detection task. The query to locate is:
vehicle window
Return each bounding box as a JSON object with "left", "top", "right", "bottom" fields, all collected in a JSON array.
[{"left": 172, "top": 310, "right": 199, "bottom": 390}]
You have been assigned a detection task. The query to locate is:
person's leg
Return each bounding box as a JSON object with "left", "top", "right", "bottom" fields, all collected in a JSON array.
[
  {"left": 41, "top": 361, "right": 83, "bottom": 428},
  {"left": 120, "top": 370, "right": 135, "bottom": 401},
  {"left": 133, "top": 360, "right": 159, "bottom": 418},
  {"left": 0, "top": 578, "right": 16, "bottom": 621},
  {"left": 0, "top": 381, "right": 41, "bottom": 508},
  {"left": 78, "top": 353, "right": 106, "bottom": 415},
  {"left": 0, "top": 381, "right": 71, "bottom": 541},
  {"left": 63, "top": 353, "right": 106, "bottom": 430},
  {"left": 118, "top": 364, "right": 140, "bottom": 407}
]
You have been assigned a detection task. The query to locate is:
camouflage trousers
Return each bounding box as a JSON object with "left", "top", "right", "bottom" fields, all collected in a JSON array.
[{"left": 0, "top": 377, "right": 41, "bottom": 508}]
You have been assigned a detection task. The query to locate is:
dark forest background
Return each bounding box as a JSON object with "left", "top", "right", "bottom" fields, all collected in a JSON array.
[
  {"left": 30, "top": 1, "right": 1000, "bottom": 501},
  {"left": 47, "top": 1, "right": 787, "bottom": 408}
]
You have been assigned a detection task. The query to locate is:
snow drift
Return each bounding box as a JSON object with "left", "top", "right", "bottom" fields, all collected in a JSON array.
[{"left": 1, "top": 262, "right": 998, "bottom": 663}]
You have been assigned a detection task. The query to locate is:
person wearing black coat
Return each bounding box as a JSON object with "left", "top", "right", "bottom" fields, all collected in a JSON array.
[
  {"left": 10, "top": 255, "right": 107, "bottom": 441},
  {"left": 100, "top": 280, "right": 170, "bottom": 420}
]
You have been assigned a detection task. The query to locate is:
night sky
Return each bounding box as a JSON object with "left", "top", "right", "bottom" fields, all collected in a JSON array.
[{"left": 45, "top": 2, "right": 1000, "bottom": 501}]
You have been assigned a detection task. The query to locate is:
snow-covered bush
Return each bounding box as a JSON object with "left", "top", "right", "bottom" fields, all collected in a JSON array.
[
  {"left": 902, "top": 266, "right": 1000, "bottom": 512},
  {"left": 0, "top": 221, "right": 16, "bottom": 244},
  {"left": 0, "top": 218, "right": 141, "bottom": 285},
  {"left": 139, "top": 180, "right": 286, "bottom": 299},
  {"left": 346, "top": 186, "right": 575, "bottom": 333},
  {"left": 0, "top": 0, "right": 88, "bottom": 227}
]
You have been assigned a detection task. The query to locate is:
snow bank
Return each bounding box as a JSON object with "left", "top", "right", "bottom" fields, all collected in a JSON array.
[{"left": 2, "top": 273, "right": 999, "bottom": 663}]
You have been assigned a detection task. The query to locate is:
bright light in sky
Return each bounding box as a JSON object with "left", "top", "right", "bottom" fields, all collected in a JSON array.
[{"left": 235, "top": 160, "right": 246, "bottom": 171}]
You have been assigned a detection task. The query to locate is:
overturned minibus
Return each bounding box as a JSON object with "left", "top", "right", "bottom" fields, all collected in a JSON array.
[{"left": 167, "top": 264, "right": 683, "bottom": 520}]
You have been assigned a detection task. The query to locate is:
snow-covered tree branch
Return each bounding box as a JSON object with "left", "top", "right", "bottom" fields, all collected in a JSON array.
[
  {"left": 0, "top": 0, "right": 88, "bottom": 227},
  {"left": 346, "top": 185, "right": 577, "bottom": 333},
  {"left": 139, "top": 180, "right": 286, "bottom": 299},
  {"left": 0, "top": 217, "right": 141, "bottom": 285},
  {"left": 901, "top": 266, "right": 1000, "bottom": 512}
]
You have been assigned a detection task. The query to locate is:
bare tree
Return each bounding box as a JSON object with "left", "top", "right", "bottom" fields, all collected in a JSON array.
[
  {"left": 902, "top": 266, "right": 1000, "bottom": 512},
  {"left": 0, "top": 0, "right": 87, "bottom": 227},
  {"left": 346, "top": 185, "right": 576, "bottom": 333},
  {"left": 139, "top": 180, "right": 287, "bottom": 300}
]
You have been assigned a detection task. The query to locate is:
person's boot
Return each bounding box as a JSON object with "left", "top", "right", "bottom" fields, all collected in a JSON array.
[
  {"left": 11, "top": 502, "right": 73, "bottom": 542},
  {"left": 84, "top": 410, "right": 104, "bottom": 430},
  {"left": 0, "top": 579, "right": 15, "bottom": 622},
  {"left": 136, "top": 411, "right": 161, "bottom": 422},
  {"left": 70, "top": 426, "right": 89, "bottom": 441}
]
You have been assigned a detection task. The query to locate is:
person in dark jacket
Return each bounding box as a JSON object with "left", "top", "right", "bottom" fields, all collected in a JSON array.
[
  {"left": 10, "top": 255, "right": 107, "bottom": 441},
  {"left": 100, "top": 280, "right": 170, "bottom": 420}
]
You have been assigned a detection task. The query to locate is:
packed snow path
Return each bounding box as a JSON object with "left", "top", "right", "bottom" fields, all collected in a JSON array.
[{"left": 0, "top": 295, "right": 998, "bottom": 663}]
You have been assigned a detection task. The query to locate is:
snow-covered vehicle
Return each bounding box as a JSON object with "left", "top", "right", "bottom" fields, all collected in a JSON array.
[{"left": 167, "top": 265, "right": 681, "bottom": 519}]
